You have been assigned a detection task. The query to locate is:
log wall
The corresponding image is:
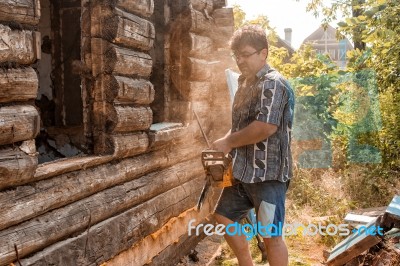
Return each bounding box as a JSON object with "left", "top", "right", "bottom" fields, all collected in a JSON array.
[{"left": 0, "top": 0, "right": 234, "bottom": 265}]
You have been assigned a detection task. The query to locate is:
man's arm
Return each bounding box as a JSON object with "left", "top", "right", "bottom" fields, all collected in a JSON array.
[{"left": 211, "top": 121, "right": 277, "bottom": 155}]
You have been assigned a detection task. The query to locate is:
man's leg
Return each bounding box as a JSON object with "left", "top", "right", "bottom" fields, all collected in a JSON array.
[
  {"left": 263, "top": 236, "right": 288, "bottom": 266},
  {"left": 214, "top": 213, "right": 254, "bottom": 266}
]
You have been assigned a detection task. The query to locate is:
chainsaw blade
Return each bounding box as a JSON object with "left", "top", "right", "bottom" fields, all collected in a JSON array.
[{"left": 196, "top": 178, "right": 211, "bottom": 210}]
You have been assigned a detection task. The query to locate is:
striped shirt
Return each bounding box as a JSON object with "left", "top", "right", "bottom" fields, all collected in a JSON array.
[{"left": 231, "top": 64, "right": 295, "bottom": 183}]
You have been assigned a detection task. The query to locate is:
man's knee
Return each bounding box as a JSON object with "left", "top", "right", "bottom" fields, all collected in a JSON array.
[{"left": 263, "top": 236, "right": 285, "bottom": 248}]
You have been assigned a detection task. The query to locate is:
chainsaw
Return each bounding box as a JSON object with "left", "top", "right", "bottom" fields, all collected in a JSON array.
[{"left": 193, "top": 110, "right": 236, "bottom": 210}]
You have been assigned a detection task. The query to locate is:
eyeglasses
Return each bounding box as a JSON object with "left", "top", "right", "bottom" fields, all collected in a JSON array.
[{"left": 231, "top": 49, "right": 261, "bottom": 61}]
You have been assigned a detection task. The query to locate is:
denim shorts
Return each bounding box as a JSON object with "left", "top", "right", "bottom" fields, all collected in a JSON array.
[{"left": 214, "top": 180, "right": 288, "bottom": 238}]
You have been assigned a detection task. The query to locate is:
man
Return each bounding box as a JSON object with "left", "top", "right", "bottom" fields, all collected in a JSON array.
[{"left": 211, "top": 25, "right": 295, "bottom": 266}]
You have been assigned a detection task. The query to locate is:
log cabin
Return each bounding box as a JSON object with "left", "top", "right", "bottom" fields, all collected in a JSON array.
[{"left": 0, "top": 0, "right": 235, "bottom": 265}]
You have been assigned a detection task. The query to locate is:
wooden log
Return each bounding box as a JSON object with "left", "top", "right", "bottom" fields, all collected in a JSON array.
[
  {"left": 0, "top": 0, "right": 40, "bottom": 26},
  {"left": 93, "top": 103, "right": 153, "bottom": 133},
  {"left": 149, "top": 123, "right": 185, "bottom": 150},
  {"left": 0, "top": 105, "right": 40, "bottom": 146},
  {"left": 91, "top": 38, "right": 152, "bottom": 77},
  {"left": 19, "top": 177, "right": 201, "bottom": 265},
  {"left": 115, "top": 0, "right": 154, "bottom": 18},
  {"left": 187, "top": 81, "right": 212, "bottom": 101},
  {"left": 212, "top": 8, "right": 234, "bottom": 27},
  {"left": 184, "top": 57, "right": 212, "bottom": 81},
  {"left": 91, "top": 6, "right": 154, "bottom": 51},
  {"left": 0, "top": 25, "right": 36, "bottom": 65},
  {"left": 189, "top": 0, "right": 214, "bottom": 14},
  {"left": 0, "top": 141, "right": 37, "bottom": 191},
  {"left": 106, "top": 132, "right": 149, "bottom": 158},
  {"left": 0, "top": 159, "right": 203, "bottom": 265},
  {"left": 213, "top": 0, "right": 227, "bottom": 9},
  {"left": 0, "top": 67, "right": 38, "bottom": 103},
  {"left": 0, "top": 139, "right": 205, "bottom": 231},
  {"left": 210, "top": 25, "right": 234, "bottom": 48},
  {"left": 178, "top": 8, "right": 212, "bottom": 34},
  {"left": 94, "top": 75, "right": 155, "bottom": 104},
  {"left": 188, "top": 33, "right": 213, "bottom": 59}
]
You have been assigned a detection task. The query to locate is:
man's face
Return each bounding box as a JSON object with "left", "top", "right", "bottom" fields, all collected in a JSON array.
[{"left": 232, "top": 45, "right": 268, "bottom": 79}]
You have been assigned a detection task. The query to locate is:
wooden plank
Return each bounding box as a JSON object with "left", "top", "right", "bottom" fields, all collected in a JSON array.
[
  {"left": 91, "top": 6, "right": 154, "bottom": 51},
  {"left": 93, "top": 103, "right": 153, "bottom": 133},
  {"left": 19, "top": 177, "right": 201, "bottom": 265},
  {"left": 94, "top": 75, "right": 155, "bottom": 104},
  {"left": 188, "top": 33, "right": 213, "bottom": 58},
  {"left": 107, "top": 132, "right": 149, "bottom": 158},
  {"left": 327, "top": 218, "right": 382, "bottom": 266},
  {"left": 0, "top": 139, "right": 205, "bottom": 231},
  {"left": 0, "top": 105, "right": 40, "bottom": 146},
  {"left": 115, "top": 0, "right": 154, "bottom": 18},
  {"left": 0, "top": 141, "right": 37, "bottom": 191},
  {"left": 0, "top": 160, "right": 203, "bottom": 265},
  {"left": 91, "top": 38, "right": 152, "bottom": 77},
  {"left": 0, "top": 0, "right": 40, "bottom": 26},
  {"left": 0, "top": 67, "right": 38, "bottom": 103},
  {"left": 382, "top": 195, "right": 400, "bottom": 228},
  {"left": 0, "top": 25, "right": 36, "bottom": 65}
]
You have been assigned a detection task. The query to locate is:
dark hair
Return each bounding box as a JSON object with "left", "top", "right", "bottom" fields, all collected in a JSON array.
[{"left": 230, "top": 25, "right": 269, "bottom": 55}]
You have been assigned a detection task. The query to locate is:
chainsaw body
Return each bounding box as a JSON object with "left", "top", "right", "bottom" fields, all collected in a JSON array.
[{"left": 201, "top": 150, "right": 235, "bottom": 188}]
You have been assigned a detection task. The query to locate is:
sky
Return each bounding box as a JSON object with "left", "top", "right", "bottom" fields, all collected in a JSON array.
[{"left": 226, "top": 0, "right": 341, "bottom": 49}]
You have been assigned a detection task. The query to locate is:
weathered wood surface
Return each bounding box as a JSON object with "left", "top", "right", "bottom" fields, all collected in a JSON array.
[
  {"left": 187, "top": 81, "right": 212, "bottom": 101},
  {"left": 34, "top": 155, "right": 113, "bottom": 181},
  {"left": 0, "top": 141, "right": 37, "bottom": 191},
  {"left": 0, "top": 0, "right": 40, "bottom": 26},
  {"left": 115, "top": 0, "right": 154, "bottom": 18},
  {"left": 94, "top": 75, "right": 155, "bottom": 104},
  {"left": 213, "top": 0, "right": 227, "bottom": 9},
  {"left": 91, "top": 38, "right": 152, "bottom": 77},
  {"left": 91, "top": 6, "right": 154, "bottom": 50},
  {"left": 184, "top": 57, "right": 212, "bottom": 81},
  {"left": 19, "top": 176, "right": 201, "bottom": 265},
  {"left": 107, "top": 132, "right": 149, "bottom": 158},
  {"left": 210, "top": 26, "right": 234, "bottom": 48},
  {"left": 0, "top": 139, "right": 205, "bottom": 231},
  {"left": 93, "top": 103, "right": 153, "bottom": 133},
  {"left": 149, "top": 123, "right": 185, "bottom": 150},
  {"left": 190, "top": 0, "right": 214, "bottom": 14},
  {"left": 0, "top": 25, "right": 36, "bottom": 65},
  {"left": 0, "top": 159, "right": 203, "bottom": 265},
  {"left": 179, "top": 8, "right": 212, "bottom": 34},
  {"left": 108, "top": 209, "right": 214, "bottom": 266},
  {"left": 0, "top": 105, "right": 39, "bottom": 146},
  {"left": 212, "top": 8, "right": 234, "bottom": 27},
  {"left": 188, "top": 33, "right": 213, "bottom": 59},
  {"left": 0, "top": 67, "right": 38, "bottom": 103}
]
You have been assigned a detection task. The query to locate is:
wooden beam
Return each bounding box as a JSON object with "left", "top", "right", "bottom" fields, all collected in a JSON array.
[
  {"left": 149, "top": 123, "right": 185, "bottom": 150},
  {"left": 0, "top": 105, "right": 40, "bottom": 146},
  {"left": 212, "top": 8, "right": 234, "bottom": 27},
  {"left": 187, "top": 81, "right": 212, "bottom": 101},
  {"left": 106, "top": 132, "right": 149, "bottom": 158},
  {"left": 115, "top": 0, "right": 154, "bottom": 18},
  {"left": 0, "top": 25, "right": 36, "bottom": 65},
  {"left": 190, "top": 0, "right": 213, "bottom": 14},
  {"left": 0, "top": 67, "right": 38, "bottom": 103},
  {"left": 18, "top": 177, "right": 202, "bottom": 265},
  {"left": 91, "top": 6, "right": 154, "bottom": 51},
  {"left": 94, "top": 75, "right": 155, "bottom": 104},
  {"left": 91, "top": 38, "right": 152, "bottom": 77},
  {"left": 0, "top": 141, "right": 37, "bottom": 190},
  {"left": 210, "top": 25, "right": 234, "bottom": 48},
  {"left": 93, "top": 103, "right": 153, "bottom": 133},
  {"left": 212, "top": 0, "right": 227, "bottom": 9},
  {"left": 0, "top": 139, "right": 205, "bottom": 231},
  {"left": 0, "top": 160, "right": 203, "bottom": 265},
  {"left": 0, "top": 0, "right": 40, "bottom": 26}
]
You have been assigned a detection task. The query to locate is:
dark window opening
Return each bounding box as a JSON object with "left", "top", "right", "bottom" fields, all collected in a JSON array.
[{"left": 35, "top": 0, "right": 87, "bottom": 163}]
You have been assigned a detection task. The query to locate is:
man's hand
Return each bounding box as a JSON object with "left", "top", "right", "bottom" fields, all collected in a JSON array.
[{"left": 211, "top": 137, "right": 232, "bottom": 155}]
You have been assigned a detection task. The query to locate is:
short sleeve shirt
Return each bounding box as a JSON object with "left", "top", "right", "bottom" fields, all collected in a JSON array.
[{"left": 231, "top": 64, "right": 295, "bottom": 183}]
